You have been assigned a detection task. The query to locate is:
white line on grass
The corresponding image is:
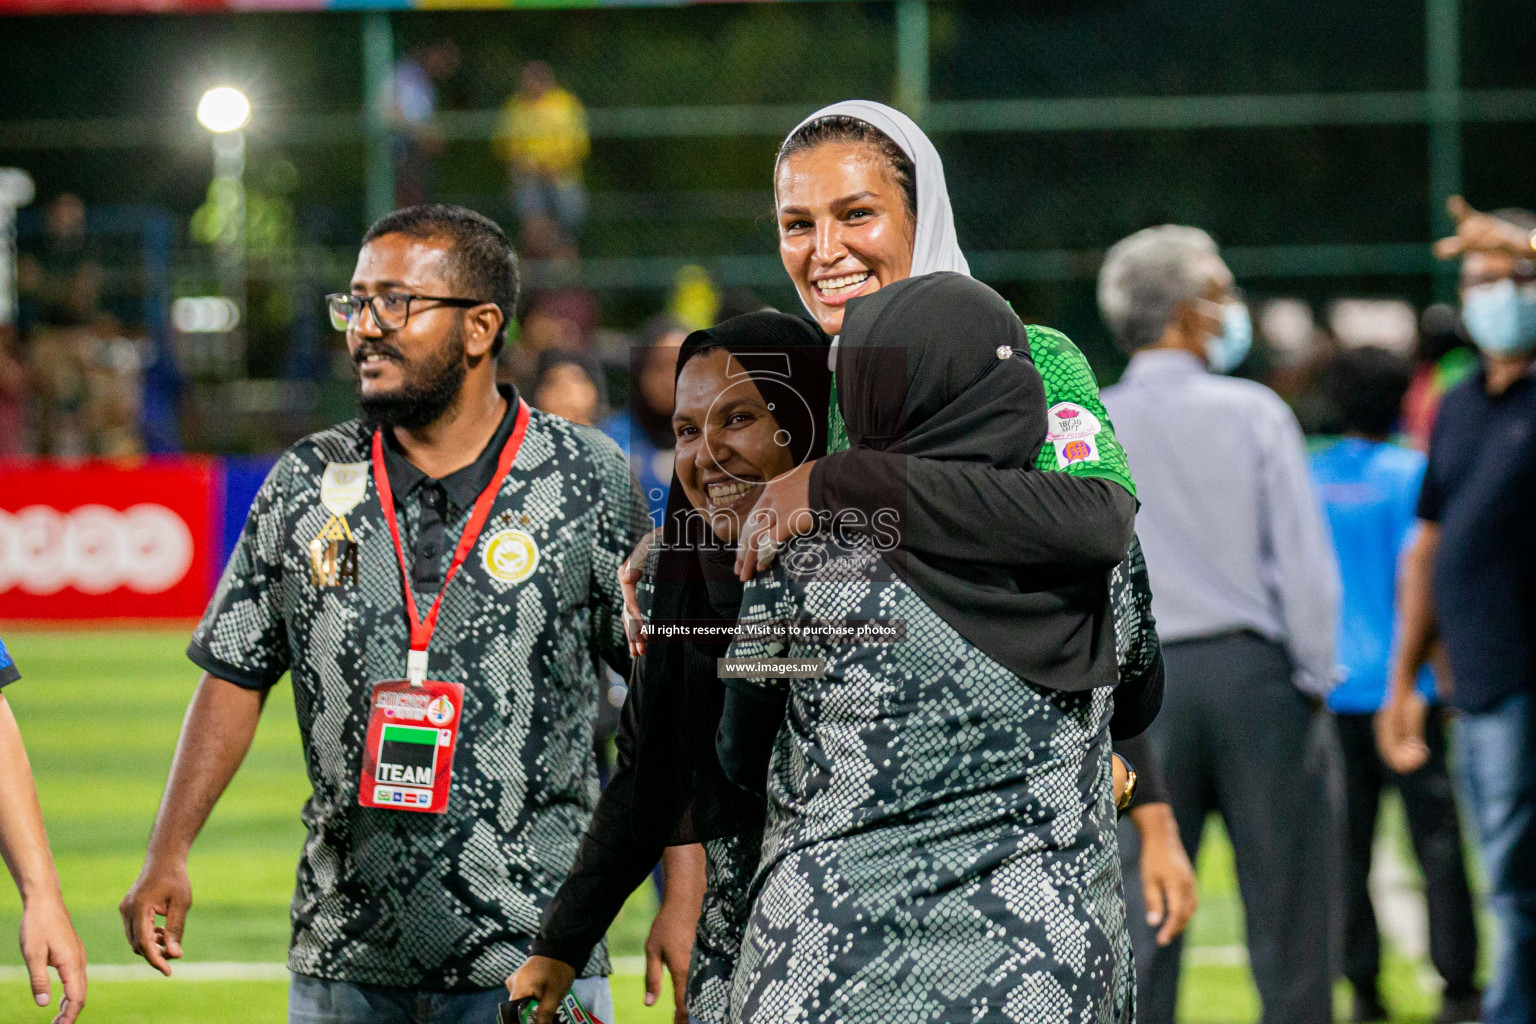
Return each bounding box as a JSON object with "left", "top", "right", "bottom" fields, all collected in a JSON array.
[
  {"left": 1, "top": 947, "right": 1257, "bottom": 983},
  {"left": 0, "top": 962, "right": 292, "bottom": 982},
  {"left": 0, "top": 957, "right": 656, "bottom": 983}
]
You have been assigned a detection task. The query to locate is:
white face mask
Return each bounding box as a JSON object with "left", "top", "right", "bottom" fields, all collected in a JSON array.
[
  {"left": 1204, "top": 302, "right": 1253, "bottom": 374},
  {"left": 1462, "top": 279, "right": 1536, "bottom": 356},
  {"left": 1194, "top": 295, "right": 1252, "bottom": 374}
]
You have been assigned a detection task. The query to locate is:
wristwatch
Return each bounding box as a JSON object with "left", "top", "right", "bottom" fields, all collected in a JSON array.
[{"left": 1114, "top": 753, "right": 1138, "bottom": 814}]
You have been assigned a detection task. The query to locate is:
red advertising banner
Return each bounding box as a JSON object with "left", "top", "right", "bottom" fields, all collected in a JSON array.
[{"left": 0, "top": 459, "right": 219, "bottom": 621}]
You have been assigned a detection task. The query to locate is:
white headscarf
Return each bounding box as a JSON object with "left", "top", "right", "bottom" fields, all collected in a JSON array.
[
  {"left": 779, "top": 101, "right": 971, "bottom": 364},
  {"left": 780, "top": 99, "right": 972, "bottom": 283}
]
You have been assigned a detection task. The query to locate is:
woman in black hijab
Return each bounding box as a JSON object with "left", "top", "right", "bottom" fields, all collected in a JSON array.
[
  {"left": 510, "top": 311, "right": 831, "bottom": 1024},
  {"left": 719, "top": 273, "right": 1137, "bottom": 1024}
]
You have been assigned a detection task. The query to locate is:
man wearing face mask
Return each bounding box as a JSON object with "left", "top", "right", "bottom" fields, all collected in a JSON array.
[
  {"left": 1098, "top": 226, "right": 1342, "bottom": 1024},
  {"left": 1380, "top": 208, "right": 1536, "bottom": 1024}
]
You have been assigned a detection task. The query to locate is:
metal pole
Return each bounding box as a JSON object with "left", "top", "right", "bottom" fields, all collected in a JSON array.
[
  {"left": 363, "top": 10, "right": 395, "bottom": 226},
  {"left": 894, "top": 0, "right": 929, "bottom": 126},
  {"left": 213, "top": 130, "right": 247, "bottom": 373},
  {"left": 1426, "top": 0, "right": 1462, "bottom": 301}
]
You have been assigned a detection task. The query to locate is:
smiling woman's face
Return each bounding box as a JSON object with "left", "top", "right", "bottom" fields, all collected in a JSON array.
[
  {"left": 672, "top": 348, "right": 795, "bottom": 543},
  {"left": 776, "top": 142, "right": 916, "bottom": 336}
]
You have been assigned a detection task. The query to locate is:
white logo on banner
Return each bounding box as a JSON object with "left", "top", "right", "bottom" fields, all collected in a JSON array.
[{"left": 0, "top": 505, "right": 195, "bottom": 595}]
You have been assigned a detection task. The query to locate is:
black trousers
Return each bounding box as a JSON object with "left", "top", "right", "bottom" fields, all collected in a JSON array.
[
  {"left": 1120, "top": 632, "right": 1335, "bottom": 1024},
  {"left": 1333, "top": 710, "right": 1479, "bottom": 998}
]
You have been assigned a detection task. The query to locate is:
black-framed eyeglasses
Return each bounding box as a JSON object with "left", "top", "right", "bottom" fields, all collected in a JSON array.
[{"left": 326, "top": 292, "right": 490, "bottom": 332}]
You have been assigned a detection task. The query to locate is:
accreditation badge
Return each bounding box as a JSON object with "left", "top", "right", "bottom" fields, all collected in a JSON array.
[{"left": 357, "top": 679, "right": 465, "bottom": 814}]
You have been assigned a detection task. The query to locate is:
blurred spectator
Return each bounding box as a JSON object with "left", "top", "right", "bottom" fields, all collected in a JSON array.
[
  {"left": 503, "top": 297, "right": 588, "bottom": 397},
  {"left": 503, "top": 213, "right": 600, "bottom": 394},
  {"left": 530, "top": 348, "right": 607, "bottom": 427},
  {"left": 0, "top": 328, "right": 26, "bottom": 454},
  {"left": 389, "top": 40, "right": 460, "bottom": 207},
  {"left": 1256, "top": 298, "right": 1336, "bottom": 433},
  {"left": 1098, "top": 225, "right": 1341, "bottom": 1024},
  {"left": 13, "top": 194, "right": 144, "bottom": 456},
  {"left": 528, "top": 344, "right": 625, "bottom": 795},
  {"left": 1311, "top": 347, "right": 1480, "bottom": 1024},
  {"left": 520, "top": 215, "right": 599, "bottom": 334},
  {"left": 495, "top": 62, "right": 589, "bottom": 243},
  {"left": 599, "top": 313, "right": 686, "bottom": 526},
  {"left": 667, "top": 264, "right": 719, "bottom": 332},
  {"left": 17, "top": 194, "right": 101, "bottom": 455},
  {"left": 1382, "top": 207, "right": 1536, "bottom": 1024},
  {"left": 17, "top": 194, "right": 100, "bottom": 330},
  {"left": 81, "top": 329, "right": 144, "bottom": 457},
  {"left": 1402, "top": 303, "right": 1478, "bottom": 450}
]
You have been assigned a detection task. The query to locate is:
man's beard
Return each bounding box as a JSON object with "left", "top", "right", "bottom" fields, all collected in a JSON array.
[{"left": 356, "top": 325, "right": 468, "bottom": 431}]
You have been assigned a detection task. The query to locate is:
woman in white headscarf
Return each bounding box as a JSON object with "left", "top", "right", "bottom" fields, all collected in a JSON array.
[
  {"left": 747, "top": 94, "right": 1197, "bottom": 967},
  {"left": 755, "top": 90, "right": 1191, "bottom": 895}
]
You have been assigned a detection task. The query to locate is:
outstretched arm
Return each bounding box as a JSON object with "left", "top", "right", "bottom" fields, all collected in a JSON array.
[{"left": 120, "top": 674, "right": 264, "bottom": 976}]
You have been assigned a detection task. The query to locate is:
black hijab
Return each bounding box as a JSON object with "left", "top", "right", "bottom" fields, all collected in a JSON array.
[
  {"left": 837, "top": 272, "right": 1116, "bottom": 692},
  {"left": 625, "top": 310, "right": 831, "bottom": 844}
]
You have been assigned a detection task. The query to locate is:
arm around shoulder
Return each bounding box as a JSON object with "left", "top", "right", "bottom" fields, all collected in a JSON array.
[{"left": 810, "top": 450, "right": 1135, "bottom": 569}]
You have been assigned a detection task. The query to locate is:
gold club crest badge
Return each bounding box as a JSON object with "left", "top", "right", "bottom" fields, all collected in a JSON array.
[{"left": 482, "top": 528, "right": 539, "bottom": 584}]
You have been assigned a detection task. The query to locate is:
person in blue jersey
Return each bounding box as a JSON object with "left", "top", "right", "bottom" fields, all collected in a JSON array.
[
  {"left": 0, "top": 635, "right": 87, "bottom": 1024},
  {"left": 1312, "top": 348, "right": 1480, "bottom": 1024}
]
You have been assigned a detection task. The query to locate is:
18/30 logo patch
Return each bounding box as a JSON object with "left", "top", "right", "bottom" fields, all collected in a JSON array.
[{"left": 482, "top": 528, "right": 539, "bottom": 584}]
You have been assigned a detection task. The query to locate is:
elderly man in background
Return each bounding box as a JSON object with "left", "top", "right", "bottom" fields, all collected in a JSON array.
[
  {"left": 1382, "top": 206, "right": 1536, "bottom": 1024},
  {"left": 1099, "top": 226, "right": 1341, "bottom": 1024}
]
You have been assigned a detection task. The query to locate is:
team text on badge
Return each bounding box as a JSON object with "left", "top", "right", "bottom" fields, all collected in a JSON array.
[{"left": 357, "top": 679, "right": 464, "bottom": 815}]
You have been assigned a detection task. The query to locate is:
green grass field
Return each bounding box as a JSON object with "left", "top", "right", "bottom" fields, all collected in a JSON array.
[{"left": 0, "top": 630, "right": 1466, "bottom": 1023}]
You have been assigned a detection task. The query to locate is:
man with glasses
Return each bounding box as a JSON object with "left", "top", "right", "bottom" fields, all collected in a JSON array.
[
  {"left": 1098, "top": 226, "right": 1341, "bottom": 1024},
  {"left": 121, "top": 205, "right": 650, "bottom": 1024}
]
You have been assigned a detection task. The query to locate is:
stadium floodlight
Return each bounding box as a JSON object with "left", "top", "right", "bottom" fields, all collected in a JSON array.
[
  {"left": 196, "top": 87, "right": 251, "bottom": 134},
  {"left": 195, "top": 87, "right": 250, "bottom": 368}
]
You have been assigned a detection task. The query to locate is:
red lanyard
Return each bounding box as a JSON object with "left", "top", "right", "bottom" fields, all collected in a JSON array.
[{"left": 370, "top": 398, "right": 531, "bottom": 684}]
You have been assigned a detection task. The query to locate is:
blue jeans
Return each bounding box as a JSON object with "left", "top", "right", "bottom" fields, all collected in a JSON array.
[
  {"left": 289, "top": 973, "right": 613, "bottom": 1024},
  {"left": 1459, "top": 690, "right": 1536, "bottom": 1024},
  {"left": 514, "top": 178, "right": 587, "bottom": 239}
]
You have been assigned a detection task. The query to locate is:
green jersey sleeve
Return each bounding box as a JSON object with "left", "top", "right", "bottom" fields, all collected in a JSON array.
[
  {"left": 826, "top": 322, "right": 1136, "bottom": 500},
  {"left": 1023, "top": 324, "right": 1137, "bottom": 499},
  {"left": 827, "top": 373, "right": 850, "bottom": 455}
]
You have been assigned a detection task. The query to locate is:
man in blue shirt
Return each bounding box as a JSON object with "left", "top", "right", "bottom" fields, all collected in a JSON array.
[
  {"left": 1382, "top": 208, "right": 1536, "bottom": 1024},
  {"left": 1311, "top": 348, "right": 1479, "bottom": 1024}
]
